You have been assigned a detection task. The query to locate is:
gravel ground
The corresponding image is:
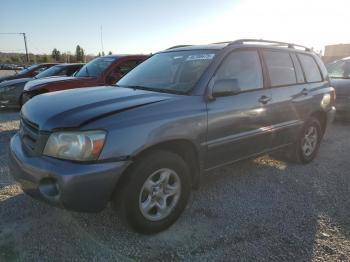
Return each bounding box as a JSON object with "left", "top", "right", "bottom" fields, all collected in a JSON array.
[{"left": 1, "top": 109, "right": 350, "bottom": 261}]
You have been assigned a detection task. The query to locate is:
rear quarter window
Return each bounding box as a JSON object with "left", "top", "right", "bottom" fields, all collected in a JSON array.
[
  {"left": 298, "top": 54, "right": 322, "bottom": 82},
  {"left": 263, "top": 50, "right": 297, "bottom": 87}
]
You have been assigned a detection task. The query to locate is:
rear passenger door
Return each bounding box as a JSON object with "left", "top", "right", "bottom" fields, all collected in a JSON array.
[
  {"left": 262, "top": 49, "right": 321, "bottom": 147},
  {"left": 206, "top": 49, "right": 274, "bottom": 169}
]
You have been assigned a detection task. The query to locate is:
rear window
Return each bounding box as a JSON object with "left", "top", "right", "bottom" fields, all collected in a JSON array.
[
  {"left": 298, "top": 54, "right": 322, "bottom": 82},
  {"left": 263, "top": 50, "right": 296, "bottom": 87}
]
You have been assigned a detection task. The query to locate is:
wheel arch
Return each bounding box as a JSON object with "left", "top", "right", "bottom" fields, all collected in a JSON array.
[
  {"left": 310, "top": 110, "right": 327, "bottom": 135},
  {"left": 119, "top": 139, "right": 202, "bottom": 190}
]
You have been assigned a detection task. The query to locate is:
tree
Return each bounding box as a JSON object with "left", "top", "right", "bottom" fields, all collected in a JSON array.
[
  {"left": 75, "top": 45, "right": 85, "bottom": 62},
  {"left": 97, "top": 52, "right": 101, "bottom": 57},
  {"left": 102, "top": 51, "right": 105, "bottom": 56},
  {"left": 10, "top": 56, "right": 19, "bottom": 63},
  {"left": 51, "top": 48, "right": 61, "bottom": 61},
  {"left": 108, "top": 51, "right": 112, "bottom": 55},
  {"left": 41, "top": 55, "right": 48, "bottom": 63}
]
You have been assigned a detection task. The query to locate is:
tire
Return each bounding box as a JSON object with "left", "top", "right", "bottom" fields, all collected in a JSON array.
[
  {"left": 288, "top": 117, "right": 322, "bottom": 164},
  {"left": 113, "top": 150, "right": 191, "bottom": 234},
  {"left": 19, "top": 94, "right": 24, "bottom": 108}
]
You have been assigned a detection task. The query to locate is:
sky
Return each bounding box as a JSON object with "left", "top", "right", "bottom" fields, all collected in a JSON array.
[{"left": 0, "top": 0, "right": 349, "bottom": 55}]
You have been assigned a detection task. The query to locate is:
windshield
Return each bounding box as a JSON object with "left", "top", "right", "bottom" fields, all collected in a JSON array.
[
  {"left": 75, "top": 57, "right": 114, "bottom": 77},
  {"left": 35, "top": 65, "right": 64, "bottom": 79},
  {"left": 327, "top": 60, "right": 350, "bottom": 78},
  {"left": 17, "top": 65, "right": 38, "bottom": 75},
  {"left": 117, "top": 50, "right": 217, "bottom": 93}
]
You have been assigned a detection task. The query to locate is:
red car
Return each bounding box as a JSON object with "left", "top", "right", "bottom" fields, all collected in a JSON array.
[
  {"left": 22, "top": 55, "right": 148, "bottom": 102},
  {"left": 0, "top": 63, "right": 58, "bottom": 84}
]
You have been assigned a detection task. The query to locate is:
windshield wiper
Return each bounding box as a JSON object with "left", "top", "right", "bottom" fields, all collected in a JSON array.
[{"left": 116, "top": 84, "right": 185, "bottom": 94}]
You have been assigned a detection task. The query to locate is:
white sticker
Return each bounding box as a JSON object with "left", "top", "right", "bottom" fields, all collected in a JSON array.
[{"left": 186, "top": 54, "right": 215, "bottom": 61}]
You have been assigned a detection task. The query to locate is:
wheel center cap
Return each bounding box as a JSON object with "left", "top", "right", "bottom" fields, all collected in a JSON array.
[{"left": 152, "top": 186, "right": 162, "bottom": 196}]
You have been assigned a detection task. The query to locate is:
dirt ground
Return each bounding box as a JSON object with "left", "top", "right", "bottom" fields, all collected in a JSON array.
[{"left": 1, "top": 109, "right": 350, "bottom": 261}]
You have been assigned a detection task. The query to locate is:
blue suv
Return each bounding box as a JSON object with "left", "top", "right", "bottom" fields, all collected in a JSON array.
[{"left": 10, "top": 39, "right": 336, "bottom": 233}]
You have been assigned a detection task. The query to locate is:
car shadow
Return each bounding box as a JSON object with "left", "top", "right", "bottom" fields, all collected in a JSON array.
[{"left": 0, "top": 156, "right": 331, "bottom": 261}]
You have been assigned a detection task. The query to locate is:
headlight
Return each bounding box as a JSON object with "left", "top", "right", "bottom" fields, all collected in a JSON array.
[{"left": 43, "top": 130, "right": 106, "bottom": 161}]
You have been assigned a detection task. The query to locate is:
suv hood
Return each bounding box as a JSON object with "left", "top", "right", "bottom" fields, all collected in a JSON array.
[
  {"left": 24, "top": 76, "right": 86, "bottom": 91},
  {"left": 21, "top": 86, "right": 175, "bottom": 131}
]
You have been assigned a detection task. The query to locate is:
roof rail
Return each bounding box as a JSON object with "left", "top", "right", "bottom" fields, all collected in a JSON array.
[
  {"left": 228, "top": 39, "right": 312, "bottom": 51},
  {"left": 211, "top": 41, "right": 232, "bottom": 45},
  {"left": 166, "top": 45, "right": 192, "bottom": 50}
]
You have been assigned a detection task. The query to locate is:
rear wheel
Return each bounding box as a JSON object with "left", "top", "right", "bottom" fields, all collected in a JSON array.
[
  {"left": 289, "top": 117, "right": 322, "bottom": 164},
  {"left": 113, "top": 150, "right": 191, "bottom": 234}
]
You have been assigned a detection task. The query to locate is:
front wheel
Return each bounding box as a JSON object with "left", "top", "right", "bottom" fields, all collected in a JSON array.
[{"left": 113, "top": 150, "right": 191, "bottom": 234}]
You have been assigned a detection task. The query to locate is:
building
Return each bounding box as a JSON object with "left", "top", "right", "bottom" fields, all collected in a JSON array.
[{"left": 323, "top": 44, "right": 350, "bottom": 64}]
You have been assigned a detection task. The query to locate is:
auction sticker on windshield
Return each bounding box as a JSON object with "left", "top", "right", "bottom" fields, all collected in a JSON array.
[{"left": 186, "top": 54, "right": 215, "bottom": 61}]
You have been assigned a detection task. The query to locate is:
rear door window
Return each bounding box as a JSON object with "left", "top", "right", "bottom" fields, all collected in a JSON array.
[
  {"left": 263, "top": 50, "right": 296, "bottom": 87},
  {"left": 117, "top": 60, "right": 139, "bottom": 76},
  {"left": 298, "top": 54, "right": 322, "bottom": 82}
]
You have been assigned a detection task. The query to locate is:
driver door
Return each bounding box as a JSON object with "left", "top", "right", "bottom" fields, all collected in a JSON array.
[{"left": 205, "top": 49, "right": 273, "bottom": 169}]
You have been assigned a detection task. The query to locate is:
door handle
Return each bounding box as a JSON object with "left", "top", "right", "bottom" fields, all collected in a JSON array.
[
  {"left": 301, "top": 88, "right": 308, "bottom": 96},
  {"left": 258, "top": 95, "right": 271, "bottom": 104}
]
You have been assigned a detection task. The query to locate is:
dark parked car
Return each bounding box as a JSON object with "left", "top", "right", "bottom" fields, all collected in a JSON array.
[
  {"left": 0, "top": 63, "right": 57, "bottom": 84},
  {"left": 0, "top": 63, "right": 84, "bottom": 108},
  {"left": 0, "top": 63, "right": 24, "bottom": 70},
  {"left": 327, "top": 57, "right": 350, "bottom": 119},
  {"left": 22, "top": 55, "right": 148, "bottom": 103},
  {"left": 10, "top": 40, "right": 335, "bottom": 233}
]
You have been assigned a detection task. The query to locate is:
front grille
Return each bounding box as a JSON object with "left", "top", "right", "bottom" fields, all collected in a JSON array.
[{"left": 20, "top": 117, "right": 49, "bottom": 156}]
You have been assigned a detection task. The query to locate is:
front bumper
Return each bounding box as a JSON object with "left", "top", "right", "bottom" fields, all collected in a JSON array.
[
  {"left": 0, "top": 93, "right": 20, "bottom": 108},
  {"left": 9, "top": 133, "right": 131, "bottom": 212},
  {"left": 0, "top": 85, "right": 24, "bottom": 108}
]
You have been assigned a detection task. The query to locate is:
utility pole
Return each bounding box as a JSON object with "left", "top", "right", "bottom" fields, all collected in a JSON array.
[
  {"left": 0, "top": 32, "right": 30, "bottom": 64},
  {"left": 21, "top": 33, "right": 29, "bottom": 63}
]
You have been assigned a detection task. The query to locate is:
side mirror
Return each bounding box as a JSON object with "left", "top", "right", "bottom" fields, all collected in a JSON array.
[{"left": 212, "top": 79, "right": 241, "bottom": 97}]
